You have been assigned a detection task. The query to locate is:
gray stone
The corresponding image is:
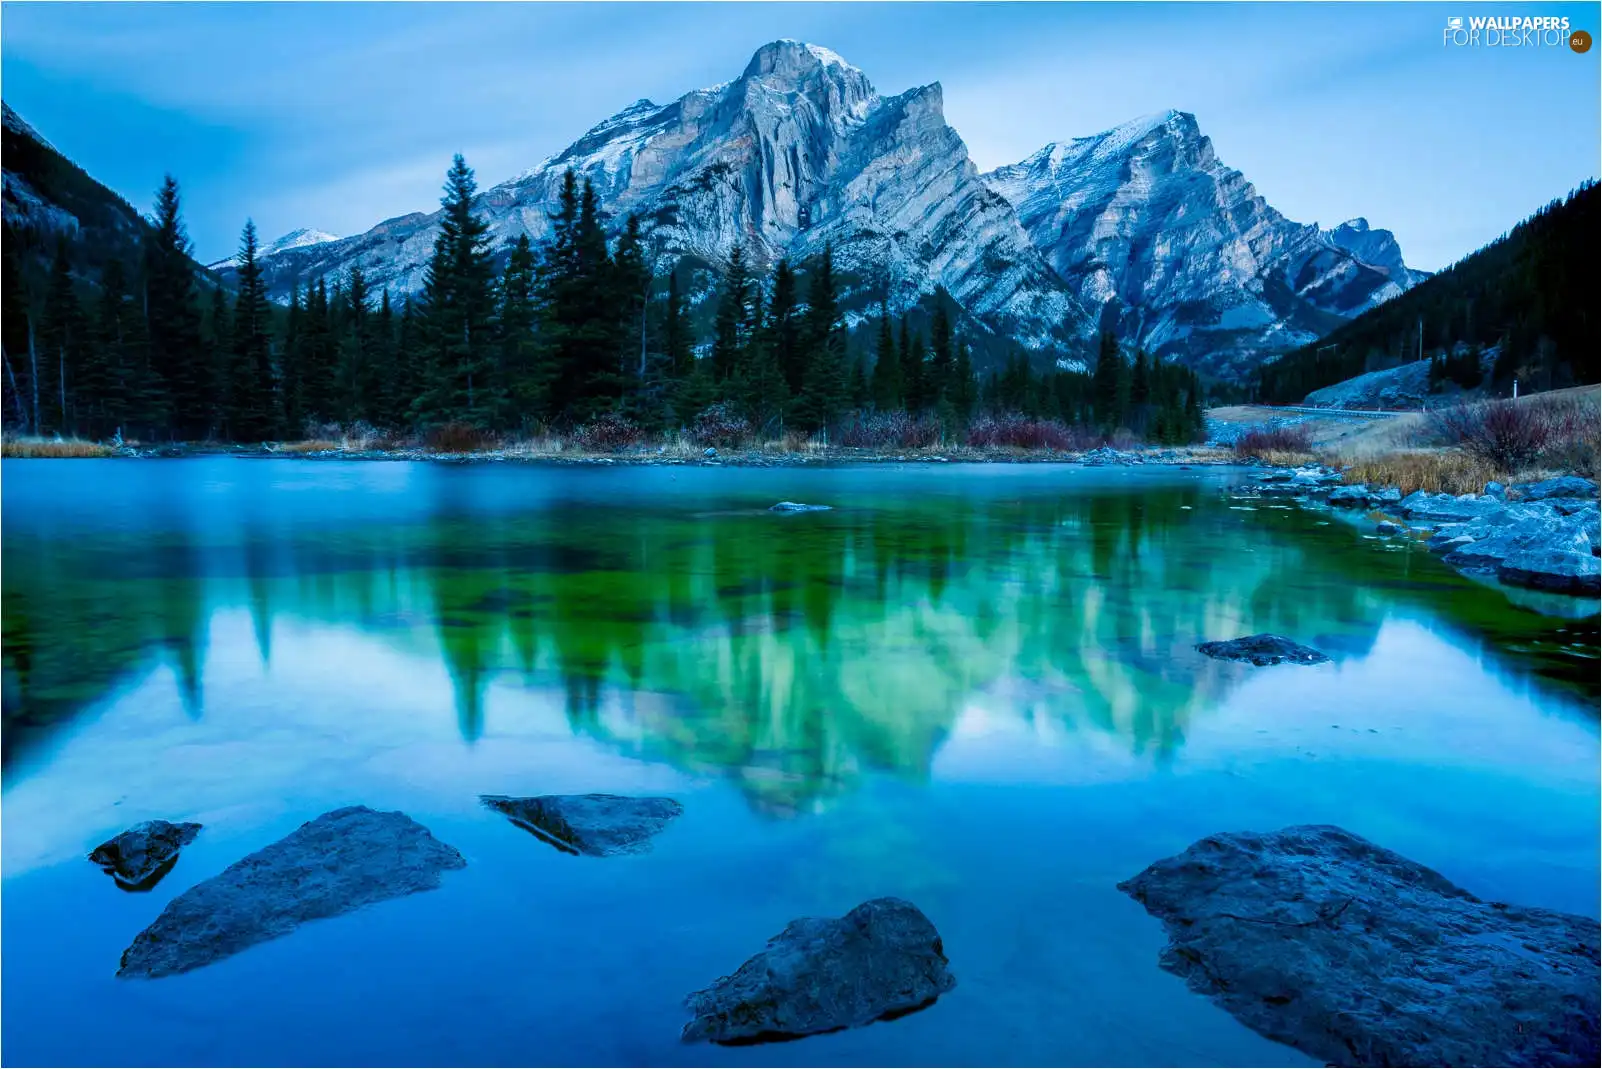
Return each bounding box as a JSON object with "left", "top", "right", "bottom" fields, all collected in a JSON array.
[
  {"left": 117, "top": 806, "right": 465, "bottom": 979},
  {"left": 703, "top": 447, "right": 718, "bottom": 458},
  {"left": 1497, "top": 549, "right": 1602, "bottom": 597},
  {"left": 1484, "top": 480, "right": 1506, "bottom": 498},
  {"left": 1374, "top": 521, "right": 1403, "bottom": 535},
  {"left": 89, "top": 820, "right": 202, "bottom": 890},
  {"left": 1196, "top": 634, "right": 1330, "bottom": 666},
  {"left": 1513, "top": 476, "right": 1599, "bottom": 502},
  {"left": 769, "top": 501, "right": 833, "bottom": 513},
  {"left": 1395, "top": 490, "right": 1500, "bottom": 523},
  {"left": 1326, "top": 484, "right": 1370, "bottom": 506},
  {"left": 682, "top": 897, "right": 955, "bottom": 1045},
  {"left": 1119, "top": 824, "right": 1600, "bottom": 1069},
  {"left": 481, "top": 794, "right": 682, "bottom": 856},
  {"left": 1373, "top": 487, "right": 1403, "bottom": 504}
]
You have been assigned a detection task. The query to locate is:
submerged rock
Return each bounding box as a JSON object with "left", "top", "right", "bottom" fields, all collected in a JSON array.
[
  {"left": 480, "top": 794, "right": 682, "bottom": 856},
  {"left": 1196, "top": 634, "right": 1330, "bottom": 666},
  {"left": 682, "top": 897, "right": 955, "bottom": 1045},
  {"left": 1374, "top": 520, "right": 1403, "bottom": 535},
  {"left": 118, "top": 806, "right": 465, "bottom": 979},
  {"left": 769, "top": 501, "right": 832, "bottom": 513},
  {"left": 89, "top": 820, "right": 203, "bottom": 890},
  {"left": 1119, "top": 825, "right": 1600, "bottom": 1068}
]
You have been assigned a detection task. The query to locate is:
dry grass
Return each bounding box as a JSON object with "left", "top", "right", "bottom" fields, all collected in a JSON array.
[
  {"left": 277, "top": 439, "right": 345, "bottom": 454},
  {"left": 2, "top": 438, "right": 117, "bottom": 458},
  {"left": 1338, "top": 449, "right": 1506, "bottom": 496}
]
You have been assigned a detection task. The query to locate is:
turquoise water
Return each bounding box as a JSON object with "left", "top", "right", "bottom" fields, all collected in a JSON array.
[{"left": 2, "top": 459, "right": 1597, "bottom": 1066}]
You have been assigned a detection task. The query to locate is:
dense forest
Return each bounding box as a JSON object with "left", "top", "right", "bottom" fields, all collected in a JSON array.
[
  {"left": 1, "top": 150, "right": 1206, "bottom": 447},
  {"left": 1258, "top": 182, "right": 1600, "bottom": 403}
]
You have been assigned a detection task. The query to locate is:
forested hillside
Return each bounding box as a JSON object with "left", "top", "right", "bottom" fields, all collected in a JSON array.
[{"left": 1258, "top": 182, "right": 1599, "bottom": 403}]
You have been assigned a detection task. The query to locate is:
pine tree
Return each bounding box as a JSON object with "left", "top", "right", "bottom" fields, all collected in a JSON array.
[
  {"left": 612, "top": 214, "right": 651, "bottom": 400},
  {"left": 870, "top": 296, "right": 902, "bottom": 410},
  {"left": 899, "top": 316, "right": 924, "bottom": 412},
  {"left": 663, "top": 263, "right": 693, "bottom": 382},
  {"left": 1092, "top": 330, "right": 1127, "bottom": 430},
  {"left": 739, "top": 286, "right": 788, "bottom": 433},
  {"left": 300, "top": 278, "right": 335, "bottom": 425},
  {"left": 769, "top": 259, "right": 804, "bottom": 396},
  {"left": 279, "top": 284, "right": 304, "bottom": 434},
  {"left": 415, "top": 153, "right": 499, "bottom": 426},
  {"left": 340, "top": 266, "right": 374, "bottom": 422},
  {"left": 1131, "top": 348, "right": 1151, "bottom": 405},
  {"left": 952, "top": 337, "right": 976, "bottom": 425},
  {"left": 370, "top": 289, "right": 400, "bottom": 428},
  {"left": 793, "top": 245, "right": 847, "bottom": 433},
  {"left": 81, "top": 258, "right": 133, "bottom": 438},
  {"left": 1, "top": 239, "right": 34, "bottom": 433},
  {"left": 710, "top": 244, "right": 750, "bottom": 385},
  {"left": 227, "top": 220, "right": 278, "bottom": 440},
  {"left": 497, "top": 234, "right": 547, "bottom": 425},
  {"left": 927, "top": 289, "right": 954, "bottom": 407},
  {"left": 37, "top": 239, "right": 86, "bottom": 435},
  {"left": 143, "top": 175, "right": 205, "bottom": 438},
  {"left": 204, "top": 285, "right": 231, "bottom": 433}
]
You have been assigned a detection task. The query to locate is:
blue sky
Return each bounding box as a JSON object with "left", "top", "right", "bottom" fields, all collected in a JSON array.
[{"left": 3, "top": 2, "right": 1597, "bottom": 268}]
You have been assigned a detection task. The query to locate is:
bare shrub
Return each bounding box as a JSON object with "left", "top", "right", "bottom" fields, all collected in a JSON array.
[
  {"left": 837, "top": 411, "right": 943, "bottom": 449},
  {"left": 690, "top": 403, "right": 753, "bottom": 448},
  {"left": 424, "top": 422, "right": 496, "bottom": 453},
  {"left": 572, "top": 412, "right": 642, "bottom": 452},
  {"left": 1431, "top": 399, "right": 1550, "bottom": 470},
  {"left": 966, "top": 415, "right": 1077, "bottom": 451},
  {"left": 1232, "top": 425, "right": 1313, "bottom": 460}
]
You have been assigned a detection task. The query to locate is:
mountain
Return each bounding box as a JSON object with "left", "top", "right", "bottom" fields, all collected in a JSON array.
[
  {"left": 207, "top": 226, "right": 337, "bottom": 270},
  {"left": 2, "top": 101, "right": 152, "bottom": 278},
  {"left": 248, "top": 40, "right": 1085, "bottom": 355},
  {"left": 981, "top": 110, "right": 1424, "bottom": 379},
  {"left": 1259, "top": 181, "right": 1599, "bottom": 403}
]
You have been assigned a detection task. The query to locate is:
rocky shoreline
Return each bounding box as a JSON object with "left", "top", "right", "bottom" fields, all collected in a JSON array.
[{"left": 1245, "top": 465, "right": 1601, "bottom": 598}]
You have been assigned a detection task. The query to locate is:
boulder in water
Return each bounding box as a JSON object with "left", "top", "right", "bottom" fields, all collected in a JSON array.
[
  {"left": 769, "top": 501, "right": 832, "bottom": 513},
  {"left": 481, "top": 794, "right": 682, "bottom": 856},
  {"left": 1119, "top": 824, "right": 1600, "bottom": 1068},
  {"left": 89, "top": 820, "right": 203, "bottom": 890},
  {"left": 1196, "top": 634, "right": 1330, "bottom": 666},
  {"left": 117, "top": 806, "right": 465, "bottom": 979},
  {"left": 682, "top": 897, "right": 955, "bottom": 1045}
]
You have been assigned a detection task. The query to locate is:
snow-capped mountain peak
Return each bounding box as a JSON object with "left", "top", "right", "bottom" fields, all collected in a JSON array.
[{"left": 981, "top": 110, "right": 1423, "bottom": 377}]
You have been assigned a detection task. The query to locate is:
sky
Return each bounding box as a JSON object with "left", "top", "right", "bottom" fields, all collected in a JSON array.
[{"left": 3, "top": 1, "right": 1597, "bottom": 269}]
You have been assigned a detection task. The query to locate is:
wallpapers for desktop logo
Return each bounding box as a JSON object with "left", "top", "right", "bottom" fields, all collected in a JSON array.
[{"left": 1443, "top": 14, "right": 1589, "bottom": 50}]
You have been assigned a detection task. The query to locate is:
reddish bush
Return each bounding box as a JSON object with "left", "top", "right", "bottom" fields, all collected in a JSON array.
[
  {"left": 1231, "top": 425, "right": 1312, "bottom": 458},
  {"left": 425, "top": 422, "right": 495, "bottom": 453},
  {"left": 836, "top": 411, "right": 943, "bottom": 449},
  {"left": 690, "top": 403, "right": 753, "bottom": 448},
  {"left": 965, "top": 415, "right": 1076, "bottom": 451},
  {"left": 1431, "top": 399, "right": 1550, "bottom": 469},
  {"left": 573, "top": 412, "right": 643, "bottom": 451}
]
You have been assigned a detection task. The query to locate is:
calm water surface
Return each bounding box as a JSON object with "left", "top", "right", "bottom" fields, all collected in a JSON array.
[{"left": 3, "top": 459, "right": 1598, "bottom": 1067}]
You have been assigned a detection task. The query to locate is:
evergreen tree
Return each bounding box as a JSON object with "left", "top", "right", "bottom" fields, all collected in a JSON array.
[
  {"left": 739, "top": 286, "right": 788, "bottom": 433},
  {"left": 1092, "top": 330, "right": 1127, "bottom": 429},
  {"left": 204, "top": 285, "right": 231, "bottom": 433},
  {"left": 81, "top": 257, "right": 133, "bottom": 438},
  {"left": 370, "top": 289, "right": 400, "bottom": 428},
  {"left": 710, "top": 244, "right": 750, "bottom": 385},
  {"left": 143, "top": 175, "right": 204, "bottom": 437},
  {"left": 899, "top": 316, "right": 924, "bottom": 412},
  {"left": 538, "top": 170, "right": 615, "bottom": 422},
  {"left": 300, "top": 278, "right": 335, "bottom": 425},
  {"left": 663, "top": 264, "right": 693, "bottom": 383},
  {"left": 769, "top": 259, "right": 804, "bottom": 396},
  {"left": 335, "top": 265, "right": 375, "bottom": 424},
  {"left": 279, "top": 283, "right": 304, "bottom": 434},
  {"left": 415, "top": 154, "right": 499, "bottom": 426},
  {"left": 37, "top": 239, "right": 86, "bottom": 434},
  {"left": 927, "top": 290, "right": 954, "bottom": 407},
  {"left": 228, "top": 220, "right": 278, "bottom": 440},
  {"left": 612, "top": 214, "right": 651, "bottom": 407},
  {"left": 870, "top": 296, "right": 902, "bottom": 411},
  {"left": 1131, "top": 347, "right": 1151, "bottom": 405},
  {"left": 497, "top": 234, "right": 547, "bottom": 425},
  {"left": 792, "top": 245, "right": 847, "bottom": 433},
  {"left": 952, "top": 337, "right": 976, "bottom": 425}
]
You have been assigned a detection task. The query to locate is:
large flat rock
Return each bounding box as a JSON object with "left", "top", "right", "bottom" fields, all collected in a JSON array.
[
  {"left": 480, "top": 794, "right": 682, "bottom": 856},
  {"left": 118, "top": 806, "right": 465, "bottom": 979},
  {"left": 89, "top": 819, "right": 202, "bottom": 890},
  {"left": 683, "top": 897, "right": 955, "bottom": 1045},
  {"left": 1119, "top": 825, "right": 1599, "bottom": 1067}
]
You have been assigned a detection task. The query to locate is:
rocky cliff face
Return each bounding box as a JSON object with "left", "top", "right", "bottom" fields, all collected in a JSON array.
[
  {"left": 253, "top": 41, "right": 1084, "bottom": 352},
  {"left": 982, "top": 111, "right": 1422, "bottom": 378}
]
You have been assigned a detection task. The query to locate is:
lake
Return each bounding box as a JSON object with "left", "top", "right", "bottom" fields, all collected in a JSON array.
[{"left": 2, "top": 458, "right": 1597, "bottom": 1067}]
